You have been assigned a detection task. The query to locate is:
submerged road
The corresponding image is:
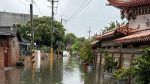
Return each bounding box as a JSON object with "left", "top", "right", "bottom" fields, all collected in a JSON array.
[{"left": 0, "top": 56, "right": 96, "bottom": 84}]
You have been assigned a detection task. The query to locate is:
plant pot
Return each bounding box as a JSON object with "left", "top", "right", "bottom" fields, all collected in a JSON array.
[
  {"left": 117, "top": 79, "right": 127, "bottom": 84},
  {"left": 83, "top": 63, "right": 88, "bottom": 69},
  {"left": 103, "top": 72, "right": 113, "bottom": 79},
  {"left": 87, "top": 65, "right": 93, "bottom": 71}
]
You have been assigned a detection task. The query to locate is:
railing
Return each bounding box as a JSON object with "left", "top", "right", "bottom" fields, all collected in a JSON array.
[{"left": 0, "top": 26, "right": 17, "bottom": 36}]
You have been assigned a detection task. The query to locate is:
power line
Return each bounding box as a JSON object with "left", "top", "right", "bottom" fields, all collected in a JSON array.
[
  {"left": 17, "top": 0, "right": 28, "bottom": 6},
  {"left": 54, "top": 0, "right": 61, "bottom": 17},
  {"left": 25, "top": 0, "right": 30, "bottom": 3},
  {"left": 33, "top": 0, "right": 43, "bottom": 15},
  {"left": 67, "top": 0, "right": 92, "bottom": 21}
]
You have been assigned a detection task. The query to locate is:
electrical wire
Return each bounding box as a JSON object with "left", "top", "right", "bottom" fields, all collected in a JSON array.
[
  {"left": 54, "top": 0, "right": 60, "bottom": 17},
  {"left": 25, "top": 0, "right": 30, "bottom": 3},
  {"left": 33, "top": 0, "right": 43, "bottom": 15},
  {"left": 17, "top": 0, "right": 29, "bottom": 6},
  {"left": 67, "top": 0, "right": 92, "bottom": 21}
]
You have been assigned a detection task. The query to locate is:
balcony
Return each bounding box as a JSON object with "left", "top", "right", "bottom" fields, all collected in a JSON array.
[{"left": 0, "top": 26, "right": 17, "bottom": 36}]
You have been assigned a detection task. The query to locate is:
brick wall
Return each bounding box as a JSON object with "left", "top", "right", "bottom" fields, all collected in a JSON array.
[
  {"left": 8, "top": 37, "right": 19, "bottom": 66},
  {"left": 0, "top": 47, "right": 4, "bottom": 68},
  {"left": 0, "top": 70, "right": 5, "bottom": 84}
]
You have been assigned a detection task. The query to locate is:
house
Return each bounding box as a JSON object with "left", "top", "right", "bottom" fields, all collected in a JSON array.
[
  {"left": 0, "top": 11, "right": 38, "bottom": 26},
  {"left": 0, "top": 26, "right": 21, "bottom": 68},
  {"left": 92, "top": 0, "right": 150, "bottom": 69}
]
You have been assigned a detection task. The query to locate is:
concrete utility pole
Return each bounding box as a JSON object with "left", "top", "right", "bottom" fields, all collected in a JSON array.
[
  {"left": 30, "top": 0, "right": 34, "bottom": 50},
  {"left": 48, "top": 0, "right": 58, "bottom": 60},
  {"left": 88, "top": 27, "right": 91, "bottom": 39},
  {"left": 30, "top": 0, "right": 35, "bottom": 69},
  {"left": 51, "top": 0, "right": 54, "bottom": 58}
]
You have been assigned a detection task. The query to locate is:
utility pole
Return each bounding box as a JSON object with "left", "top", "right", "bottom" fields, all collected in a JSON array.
[
  {"left": 48, "top": 0, "right": 58, "bottom": 61},
  {"left": 30, "top": 0, "right": 35, "bottom": 83},
  {"left": 51, "top": 0, "right": 54, "bottom": 58},
  {"left": 88, "top": 27, "right": 91, "bottom": 39},
  {"left": 30, "top": 0, "right": 35, "bottom": 69},
  {"left": 30, "top": 0, "right": 34, "bottom": 51}
]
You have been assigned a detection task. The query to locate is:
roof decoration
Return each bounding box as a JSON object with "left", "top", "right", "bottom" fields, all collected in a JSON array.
[
  {"left": 95, "top": 25, "right": 136, "bottom": 40},
  {"left": 107, "top": 0, "right": 150, "bottom": 8}
]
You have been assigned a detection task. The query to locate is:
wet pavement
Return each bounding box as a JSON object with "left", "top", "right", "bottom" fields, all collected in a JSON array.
[{"left": 0, "top": 56, "right": 98, "bottom": 84}]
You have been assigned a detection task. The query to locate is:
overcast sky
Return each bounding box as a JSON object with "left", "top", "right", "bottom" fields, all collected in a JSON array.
[{"left": 0, "top": 0, "right": 123, "bottom": 38}]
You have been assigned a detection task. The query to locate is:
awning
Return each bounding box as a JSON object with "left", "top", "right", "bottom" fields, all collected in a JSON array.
[{"left": 115, "top": 29, "right": 150, "bottom": 43}]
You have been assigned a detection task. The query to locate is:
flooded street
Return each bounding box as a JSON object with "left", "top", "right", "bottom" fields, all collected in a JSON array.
[{"left": 0, "top": 56, "right": 98, "bottom": 84}]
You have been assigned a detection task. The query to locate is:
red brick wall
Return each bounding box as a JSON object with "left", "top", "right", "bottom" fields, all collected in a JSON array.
[
  {"left": 0, "top": 47, "right": 4, "bottom": 68},
  {"left": 8, "top": 37, "right": 20, "bottom": 66},
  {"left": 0, "top": 36, "right": 20, "bottom": 68},
  {"left": 0, "top": 70, "right": 5, "bottom": 84}
]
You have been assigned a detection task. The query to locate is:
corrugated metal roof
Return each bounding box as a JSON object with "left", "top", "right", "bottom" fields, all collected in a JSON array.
[{"left": 0, "top": 26, "right": 17, "bottom": 36}]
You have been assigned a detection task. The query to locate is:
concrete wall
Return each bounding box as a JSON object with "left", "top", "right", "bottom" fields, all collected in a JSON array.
[
  {"left": 0, "top": 11, "right": 38, "bottom": 26},
  {"left": 129, "top": 14, "right": 150, "bottom": 29}
]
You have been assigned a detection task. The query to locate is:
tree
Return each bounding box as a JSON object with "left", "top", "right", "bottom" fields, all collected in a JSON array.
[
  {"left": 103, "top": 50, "right": 117, "bottom": 73},
  {"left": 79, "top": 40, "right": 93, "bottom": 64},
  {"left": 71, "top": 37, "right": 86, "bottom": 54},
  {"left": 64, "top": 33, "right": 77, "bottom": 45},
  {"left": 103, "top": 21, "right": 116, "bottom": 33},
  {"left": 17, "top": 16, "right": 65, "bottom": 51}
]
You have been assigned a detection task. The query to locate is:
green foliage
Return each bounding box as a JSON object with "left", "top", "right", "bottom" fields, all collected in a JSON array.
[
  {"left": 17, "top": 16, "right": 65, "bottom": 50},
  {"left": 113, "top": 48, "right": 150, "bottom": 84},
  {"left": 79, "top": 40, "right": 93, "bottom": 64},
  {"left": 134, "top": 48, "right": 150, "bottom": 84},
  {"left": 64, "top": 33, "right": 77, "bottom": 45},
  {"left": 113, "top": 68, "right": 128, "bottom": 80},
  {"left": 103, "top": 21, "right": 116, "bottom": 33},
  {"left": 103, "top": 51, "right": 117, "bottom": 73},
  {"left": 71, "top": 37, "right": 86, "bottom": 52}
]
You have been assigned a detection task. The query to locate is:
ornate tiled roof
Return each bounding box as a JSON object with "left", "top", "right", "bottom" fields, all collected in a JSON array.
[
  {"left": 95, "top": 31, "right": 114, "bottom": 40},
  {"left": 95, "top": 25, "right": 136, "bottom": 40},
  {"left": 115, "top": 29, "right": 150, "bottom": 43},
  {"left": 107, "top": 0, "right": 150, "bottom": 8}
]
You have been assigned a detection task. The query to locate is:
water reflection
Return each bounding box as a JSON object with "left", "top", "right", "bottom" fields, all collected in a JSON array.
[
  {"left": 0, "top": 68, "right": 21, "bottom": 84},
  {"left": 1, "top": 56, "right": 116, "bottom": 84}
]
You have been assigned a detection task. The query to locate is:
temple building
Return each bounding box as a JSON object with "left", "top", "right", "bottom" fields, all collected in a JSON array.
[{"left": 92, "top": 0, "right": 150, "bottom": 69}]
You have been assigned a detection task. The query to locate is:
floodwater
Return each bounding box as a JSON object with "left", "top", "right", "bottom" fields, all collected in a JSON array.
[
  {"left": 0, "top": 56, "right": 97, "bottom": 84},
  {"left": 0, "top": 56, "right": 128, "bottom": 84}
]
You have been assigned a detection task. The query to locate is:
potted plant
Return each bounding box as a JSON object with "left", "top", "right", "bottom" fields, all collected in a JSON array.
[
  {"left": 79, "top": 40, "right": 94, "bottom": 70},
  {"left": 112, "top": 68, "right": 128, "bottom": 84},
  {"left": 103, "top": 51, "right": 117, "bottom": 73}
]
